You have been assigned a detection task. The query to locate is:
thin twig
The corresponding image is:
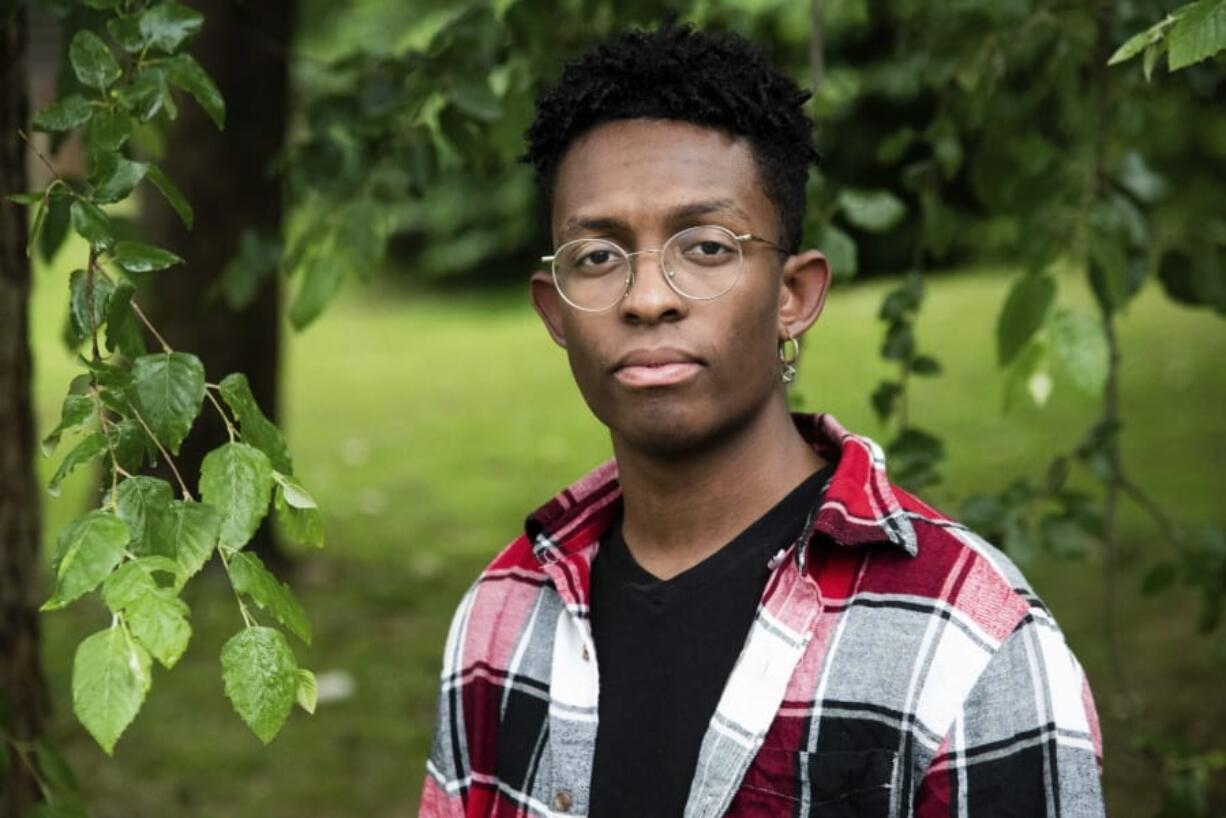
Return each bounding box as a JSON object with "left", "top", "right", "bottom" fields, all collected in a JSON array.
[
  {"left": 127, "top": 298, "right": 173, "bottom": 354},
  {"left": 1120, "top": 473, "right": 1187, "bottom": 555},
  {"left": 204, "top": 388, "right": 237, "bottom": 442},
  {"left": 87, "top": 248, "right": 101, "bottom": 363},
  {"left": 16, "top": 127, "right": 62, "bottom": 182},
  {"left": 126, "top": 403, "right": 193, "bottom": 501},
  {"left": 217, "top": 548, "right": 256, "bottom": 628}
]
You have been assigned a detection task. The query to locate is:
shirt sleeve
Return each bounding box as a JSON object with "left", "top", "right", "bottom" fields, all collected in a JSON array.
[
  {"left": 914, "top": 609, "right": 1106, "bottom": 817},
  {"left": 417, "top": 584, "right": 479, "bottom": 818}
]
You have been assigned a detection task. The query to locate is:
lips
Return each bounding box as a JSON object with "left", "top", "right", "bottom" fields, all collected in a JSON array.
[{"left": 611, "top": 348, "right": 705, "bottom": 388}]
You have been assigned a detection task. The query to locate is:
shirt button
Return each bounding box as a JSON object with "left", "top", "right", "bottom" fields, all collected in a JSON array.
[
  {"left": 581, "top": 645, "right": 590, "bottom": 662},
  {"left": 553, "top": 790, "right": 573, "bottom": 812}
]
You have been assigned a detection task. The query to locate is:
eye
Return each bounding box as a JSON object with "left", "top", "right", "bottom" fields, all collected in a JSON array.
[
  {"left": 579, "top": 248, "right": 615, "bottom": 266},
  {"left": 680, "top": 238, "right": 736, "bottom": 264}
]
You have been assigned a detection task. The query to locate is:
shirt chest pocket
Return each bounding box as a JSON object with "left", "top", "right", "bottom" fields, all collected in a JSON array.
[{"left": 735, "top": 747, "right": 898, "bottom": 817}]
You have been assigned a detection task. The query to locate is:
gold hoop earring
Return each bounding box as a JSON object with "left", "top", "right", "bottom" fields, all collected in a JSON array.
[{"left": 778, "top": 331, "right": 799, "bottom": 384}]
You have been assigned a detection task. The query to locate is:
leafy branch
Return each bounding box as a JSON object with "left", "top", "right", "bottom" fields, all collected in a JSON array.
[{"left": 10, "top": 0, "right": 324, "bottom": 761}]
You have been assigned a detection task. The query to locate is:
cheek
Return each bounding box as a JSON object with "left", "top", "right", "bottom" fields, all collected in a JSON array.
[{"left": 715, "top": 292, "right": 781, "bottom": 385}]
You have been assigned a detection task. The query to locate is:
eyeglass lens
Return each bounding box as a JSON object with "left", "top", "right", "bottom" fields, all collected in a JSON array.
[{"left": 553, "top": 225, "right": 744, "bottom": 311}]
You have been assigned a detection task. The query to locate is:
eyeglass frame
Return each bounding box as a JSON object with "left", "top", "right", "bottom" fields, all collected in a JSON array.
[{"left": 540, "top": 224, "right": 790, "bottom": 313}]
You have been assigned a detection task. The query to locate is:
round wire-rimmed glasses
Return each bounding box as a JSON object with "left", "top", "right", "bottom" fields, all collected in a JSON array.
[{"left": 540, "top": 224, "right": 788, "bottom": 312}]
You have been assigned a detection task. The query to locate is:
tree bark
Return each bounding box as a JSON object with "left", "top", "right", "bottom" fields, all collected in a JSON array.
[
  {"left": 141, "top": 0, "right": 296, "bottom": 574},
  {"left": 0, "top": 5, "right": 50, "bottom": 813}
]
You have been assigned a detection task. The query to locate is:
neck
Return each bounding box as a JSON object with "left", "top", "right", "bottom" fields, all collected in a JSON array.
[{"left": 611, "top": 397, "right": 826, "bottom": 580}]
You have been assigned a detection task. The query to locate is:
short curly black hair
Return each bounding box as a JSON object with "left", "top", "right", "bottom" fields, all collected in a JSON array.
[{"left": 519, "top": 18, "right": 820, "bottom": 254}]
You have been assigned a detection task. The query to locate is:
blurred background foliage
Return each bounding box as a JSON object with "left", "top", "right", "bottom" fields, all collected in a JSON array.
[{"left": 10, "top": 0, "right": 1225, "bottom": 815}]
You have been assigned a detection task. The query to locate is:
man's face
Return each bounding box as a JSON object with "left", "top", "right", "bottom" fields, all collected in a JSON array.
[{"left": 533, "top": 118, "right": 803, "bottom": 456}]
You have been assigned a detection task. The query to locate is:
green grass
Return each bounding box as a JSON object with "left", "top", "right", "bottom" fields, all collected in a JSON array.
[{"left": 28, "top": 243, "right": 1226, "bottom": 817}]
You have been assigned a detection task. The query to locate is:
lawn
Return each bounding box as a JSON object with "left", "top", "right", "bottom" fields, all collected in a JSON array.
[{"left": 28, "top": 248, "right": 1226, "bottom": 817}]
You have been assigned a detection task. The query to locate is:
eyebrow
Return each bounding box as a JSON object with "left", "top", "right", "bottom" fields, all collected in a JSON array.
[{"left": 558, "top": 198, "right": 754, "bottom": 243}]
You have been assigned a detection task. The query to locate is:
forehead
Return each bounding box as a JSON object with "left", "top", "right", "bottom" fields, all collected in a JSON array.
[{"left": 550, "top": 118, "right": 773, "bottom": 242}]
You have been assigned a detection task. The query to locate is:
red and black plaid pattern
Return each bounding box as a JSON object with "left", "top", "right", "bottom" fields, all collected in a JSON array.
[{"left": 418, "top": 413, "right": 1105, "bottom": 817}]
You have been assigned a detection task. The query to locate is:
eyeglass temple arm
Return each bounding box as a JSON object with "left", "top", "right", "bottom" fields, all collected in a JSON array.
[{"left": 735, "top": 233, "right": 789, "bottom": 255}]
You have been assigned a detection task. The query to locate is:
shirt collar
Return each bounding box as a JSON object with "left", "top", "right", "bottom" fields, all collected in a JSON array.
[{"left": 523, "top": 411, "right": 919, "bottom": 568}]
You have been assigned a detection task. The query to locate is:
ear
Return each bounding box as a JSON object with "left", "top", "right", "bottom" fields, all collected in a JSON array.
[
  {"left": 530, "top": 270, "right": 568, "bottom": 349},
  {"left": 777, "top": 249, "right": 831, "bottom": 337}
]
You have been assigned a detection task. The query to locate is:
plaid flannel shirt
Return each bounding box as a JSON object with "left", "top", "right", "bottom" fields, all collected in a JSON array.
[{"left": 418, "top": 412, "right": 1106, "bottom": 817}]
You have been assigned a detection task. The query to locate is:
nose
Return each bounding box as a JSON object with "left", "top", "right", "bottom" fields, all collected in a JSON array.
[{"left": 618, "top": 249, "right": 688, "bottom": 325}]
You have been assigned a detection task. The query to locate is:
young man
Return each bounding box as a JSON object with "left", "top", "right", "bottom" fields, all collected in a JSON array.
[{"left": 419, "top": 21, "right": 1105, "bottom": 818}]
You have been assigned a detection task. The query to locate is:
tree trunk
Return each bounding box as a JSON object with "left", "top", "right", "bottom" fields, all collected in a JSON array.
[
  {"left": 0, "top": 5, "right": 50, "bottom": 813},
  {"left": 141, "top": 0, "right": 296, "bottom": 574}
]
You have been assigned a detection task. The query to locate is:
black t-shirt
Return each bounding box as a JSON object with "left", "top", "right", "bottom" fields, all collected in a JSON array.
[{"left": 587, "top": 462, "right": 835, "bottom": 817}]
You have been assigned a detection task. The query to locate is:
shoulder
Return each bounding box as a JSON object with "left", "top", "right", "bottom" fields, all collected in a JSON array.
[{"left": 858, "top": 483, "right": 1047, "bottom": 647}]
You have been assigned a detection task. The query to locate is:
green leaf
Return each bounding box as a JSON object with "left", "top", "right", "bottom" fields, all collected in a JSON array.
[
  {"left": 25, "top": 194, "right": 47, "bottom": 257},
  {"left": 911, "top": 354, "right": 942, "bottom": 376},
  {"left": 153, "top": 499, "right": 221, "bottom": 579},
  {"left": 69, "top": 31, "right": 121, "bottom": 90},
  {"left": 116, "top": 68, "right": 168, "bottom": 122},
  {"left": 138, "top": 1, "right": 204, "bottom": 52},
  {"left": 130, "top": 352, "right": 206, "bottom": 455},
  {"left": 1003, "top": 514, "right": 1035, "bottom": 565},
  {"left": 336, "top": 201, "right": 387, "bottom": 282},
  {"left": 102, "top": 557, "right": 182, "bottom": 611},
  {"left": 447, "top": 79, "right": 501, "bottom": 122},
  {"left": 837, "top": 188, "right": 907, "bottom": 233},
  {"left": 200, "top": 442, "right": 274, "bottom": 549},
  {"left": 1002, "top": 337, "right": 1049, "bottom": 413},
  {"left": 886, "top": 426, "right": 944, "bottom": 490},
  {"left": 72, "top": 623, "right": 151, "bottom": 754},
  {"left": 91, "top": 155, "right": 148, "bottom": 204},
  {"left": 105, "top": 418, "right": 148, "bottom": 473},
  {"left": 69, "top": 200, "right": 115, "bottom": 249},
  {"left": 1039, "top": 515, "right": 1095, "bottom": 559},
  {"left": 819, "top": 223, "right": 857, "bottom": 281},
  {"left": 959, "top": 494, "right": 1007, "bottom": 533},
  {"left": 112, "top": 240, "right": 183, "bottom": 273},
  {"left": 996, "top": 273, "right": 1055, "bottom": 365},
  {"left": 1108, "top": 14, "right": 1177, "bottom": 65},
  {"left": 1141, "top": 560, "right": 1179, "bottom": 594},
  {"left": 289, "top": 253, "right": 344, "bottom": 330},
  {"left": 39, "top": 194, "right": 72, "bottom": 263},
  {"left": 47, "top": 431, "right": 108, "bottom": 498},
  {"left": 42, "top": 393, "right": 96, "bottom": 457},
  {"left": 221, "top": 627, "right": 299, "bottom": 744},
  {"left": 274, "top": 484, "right": 324, "bottom": 548},
  {"left": 218, "top": 373, "right": 292, "bottom": 473},
  {"left": 214, "top": 229, "right": 281, "bottom": 309},
  {"left": 164, "top": 53, "right": 225, "bottom": 129},
  {"left": 1048, "top": 307, "right": 1109, "bottom": 395},
  {"left": 295, "top": 669, "right": 317, "bottom": 714},
  {"left": 87, "top": 108, "right": 134, "bottom": 156},
  {"left": 68, "top": 268, "right": 114, "bottom": 347},
  {"left": 104, "top": 279, "right": 148, "bottom": 359},
  {"left": 32, "top": 95, "right": 93, "bottom": 131},
  {"left": 107, "top": 15, "right": 145, "bottom": 52},
  {"left": 42, "top": 511, "right": 128, "bottom": 611},
  {"left": 271, "top": 471, "right": 316, "bottom": 509},
  {"left": 128, "top": 587, "right": 191, "bottom": 669},
  {"left": 1157, "top": 248, "right": 1226, "bottom": 313},
  {"left": 31, "top": 737, "right": 81, "bottom": 801},
  {"left": 227, "top": 551, "right": 312, "bottom": 644},
  {"left": 114, "top": 476, "right": 175, "bottom": 556},
  {"left": 881, "top": 321, "right": 914, "bottom": 361},
  {"left": 140, "top": 164, "right": 193, "bottom": 230},
  {"left": 1168, "top": 0, "right": 1226, "bottom": 70},
  {"left": 870, "top": 380, "right": 901, "bottom": 423}
]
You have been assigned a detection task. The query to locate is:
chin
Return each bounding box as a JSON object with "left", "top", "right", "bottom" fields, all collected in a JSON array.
[{"left": 605, "top": 395, "right": 758, "bottom": 458}]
